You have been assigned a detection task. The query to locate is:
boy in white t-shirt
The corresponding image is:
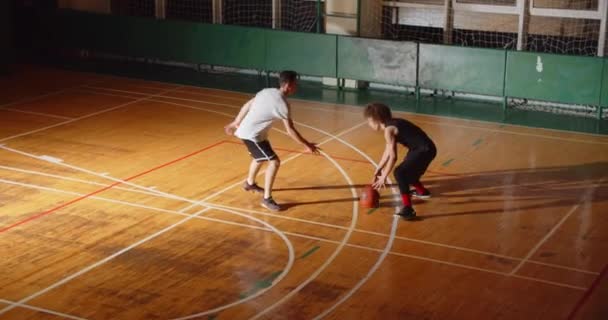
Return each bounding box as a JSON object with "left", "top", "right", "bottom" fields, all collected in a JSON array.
[{"left": 224, "top": 71, "right": 319, "bottom": 211}]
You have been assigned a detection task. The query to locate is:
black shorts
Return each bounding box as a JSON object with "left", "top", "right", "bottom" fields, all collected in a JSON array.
[
  {"left": 242, "top": 139, "right": 278, "bottom": 162},
  {"left": 393, "top": 145, "right": 437, "bottom": 191}
]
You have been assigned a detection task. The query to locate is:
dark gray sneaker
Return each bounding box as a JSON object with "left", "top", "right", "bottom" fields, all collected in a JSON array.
[
  {"left": 243, "top": 181, "right": 264, "bottom": 193},
  {"left": 261, "top": 197, "right": 281, "bottom": 211},
  {"left": 410, "top": 189, "right": 431, "bottom": 199},
  {"left": 395, "top": 206, "right": 417, "bottom": 220}
]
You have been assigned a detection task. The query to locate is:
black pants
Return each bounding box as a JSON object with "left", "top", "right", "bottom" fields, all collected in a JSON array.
[{"left": 393, "top": 144, "right": 437, "bottom": 194}]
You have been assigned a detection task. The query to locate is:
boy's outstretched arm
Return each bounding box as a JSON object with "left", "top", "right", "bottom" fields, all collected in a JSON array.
[
  {"left": 224, "top": 98, "right": 254, "bottom": 135},
  {"left": 282, "top": 118, "right": 319, "bottom": 154}
]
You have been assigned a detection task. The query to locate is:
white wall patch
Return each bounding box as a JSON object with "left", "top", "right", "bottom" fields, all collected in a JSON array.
[{"left": 536, "top": 56, "right": 543, "bottom": 73}]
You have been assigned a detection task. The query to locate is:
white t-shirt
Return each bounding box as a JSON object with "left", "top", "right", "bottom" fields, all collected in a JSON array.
[{"left": 235, "top": 88, "right": 290, "bottom": 142}]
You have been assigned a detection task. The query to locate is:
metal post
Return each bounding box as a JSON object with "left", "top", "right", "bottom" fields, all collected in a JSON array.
[
  {"left": 517, "top": 0, "right": 530, "bottom": 50},
  {"left": 415, "top": 43, "right": 421, "bottom": 100},
  {"left": 155, "top": 0, "right": 166, "bottom": 19},
  {"left": 444, "top": 0, "right": 454, "bottom": 44},
  {"left": 599, "top": 0, "right": 607, "bottom": 56},
  {"left": 272, "top": 0, "right": 282, "bottom": 29},
  {"left": 316, "top": 0, "right": 322, "bottom": 33},
  {"left": 357, "top": 0, "right": 362, "bottom": 36},
  {"left": 212, "top": 0, "right": 223, "bottom": 24}
]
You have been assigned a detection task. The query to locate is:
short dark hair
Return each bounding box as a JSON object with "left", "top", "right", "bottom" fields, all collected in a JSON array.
[
  {"left": 364, "top": 103, "right": 392, "bottom": 124},
  {"left": 279, "top": 70, "right": 298, "bottom": 86}
]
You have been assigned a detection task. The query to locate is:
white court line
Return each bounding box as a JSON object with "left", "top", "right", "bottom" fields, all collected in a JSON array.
[
  {"left": 83, "top": 85, "right": 608, "bottom": 144},
  {"left": 275, "top": 117, "right": 400, "bottom": 320},
  {"left": 0, "top": 73, "right": 115, "bottom": 109},
  {"left": 0, "top": 177, "right": 273, "bottom": 232},
  {"left": 34, "top": 87, "right": 601, "bottom": 313},
  {"left": 0, "top": 146, "right": 298, "bottom": 317},
  {"left": 10, "top": 166, "right": 596, "bottom": 277},
  {"left": 103, "top": 83, "right": 181, "bottom": 91},
  {"left": 231, "top": 107, "right": 400, "bottom": 318},
  {"left": 312, "top": 214, "right": 400, "bottom": 319},
  {"left": 0, "top": 298, "right": 86, "bottom": 320},
  {"left": 218, "top": 150, "right": 361, "bottom": 320},
  {"left": 148, "top": 89, "right": 600, "bottom": 319},
  {"left": 205, "top": 189, "right": 600, "bottom": 276},
  {"left": 0, "top": 96, "right": 366, "bottom": 319},
  {"left": 0, "top": 164, "right": 174, "bottom": 199},
  {"left": 0, "top": 178, "right": 588, "bottom": 292},
  {"left": 145, "top": 98, "right": 367, "bottom": 204},
  {"left": 0, "top": 207, "right": 208, "bottom": 316},
  {"left": 510, "top": 176, "right": 607, "bottom": 276},
  {"left": 84, "top": 86, "right": 158, "bottom": 97},
  {"left": 8, "top": 87, "right": 601, "bottom": 276},
  {"left": 526, "top": 260, "right": 599, "bottom": 275},
  {"left": 2, "top": 108, "right": 74, "bottom": 120},
  {"left": 0, "top": 86, "right": 183, "bottom": 143},
  {"left": 0, "top": 84, "right": 86, "bottom": 109},
  {"left": 3, "top": 81, "right": 600, "bottom": 316},
  {"left": 174, "top": 146, "right": 360, "bottom": 320},
  {"left": 0, "top": 171, "right": 297, "bottom": 318},
  {"left": 0, "top": 89, "right": 71, "bottom": 108},
  {"left": 7, "top": 160, "right": 599, "bottom": 275}
]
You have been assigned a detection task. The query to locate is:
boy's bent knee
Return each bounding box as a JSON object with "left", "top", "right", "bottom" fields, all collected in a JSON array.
[{"left": 269, "top": 158, "right": 281, "bottom": 167}]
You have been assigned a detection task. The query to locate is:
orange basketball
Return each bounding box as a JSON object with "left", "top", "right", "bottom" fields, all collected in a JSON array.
[{"left": 359, "top": 185, "right": 379, "bottom": 208}]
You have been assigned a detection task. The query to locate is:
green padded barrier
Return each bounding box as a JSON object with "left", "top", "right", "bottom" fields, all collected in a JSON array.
[
  {"left": 419, "top": 44, "right": 506, "bottom": 96},
  {"left": 601, "top": 59, "right": 608, "bottom": 107},
  {"left": 338, "top": 37, "right": 416, "bottom": 86},
  {"left": 506, "top": 51, "right": 603, "bottom": 106},
  {"left": 53, "top": 10, "right": 266, "bottom": 70},
  {"left": 265, "top": 30, "right": 337, "bottom": 78}
]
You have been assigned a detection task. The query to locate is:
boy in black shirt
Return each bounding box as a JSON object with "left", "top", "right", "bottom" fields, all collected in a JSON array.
[{"left": 365, "top": 103, "right": 437, "bottom": 220}]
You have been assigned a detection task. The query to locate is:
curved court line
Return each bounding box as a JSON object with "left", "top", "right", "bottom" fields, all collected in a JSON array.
[
  {"left": 312, "top": 214, "right": 399, "bottom": 319},
  {"left": 0, "top": 149, "right": 297, "bottom": 319},
  {"left": 0, "top": 298, "right": 86, "bottom": 320},
  {"left": 4, "top": 80, "right": 600, "bottom": 318},
  {"left": 141, "top": 102, "right": 363, "bottom": 319},
  {"left": 0, "top": 187, "right": 296, "bottom": 318},
  {"left": 0, "top": 207, "right": 211, "bottom": 316},
  {"left": 8, "top": 95, "right": 362, "bottom": 319},
  {"left": 236, "top": 149, "right": 359, "bottom": 320},
  {"left": 0, "top": 108, "right": 363, "bottom": 319},
  {"left": 0, "top": 179, "right": 588, "bottom": 291},
  {"left": 265, "top": 122, "right": 401, "bottom": 320},
  {"left": 77, "top": 90, "right": 402, "bottom": 319},
  {"left": 2, "top": 170, "right": 600, "bottom": 277}
]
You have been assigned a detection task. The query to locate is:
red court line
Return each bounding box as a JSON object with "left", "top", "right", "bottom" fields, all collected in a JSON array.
[
  {"left": 0, "top": 140, "right": 226, "bottom": 234},
  {"left": 223, "top": 140, "right": 461, "bottom": 177},
  {"left": 567, "top": 263, "right": 608, "bottom": 320}
]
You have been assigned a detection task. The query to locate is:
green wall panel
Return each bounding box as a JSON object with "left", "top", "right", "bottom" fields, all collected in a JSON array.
[
  {"left": 419, "top": 44, "right": 506, "bottom": 96},
  {"left": 265, "top": 30, "right": 337, "bottom": 77},
  {"left": 506, "top": 51, "right": 603, "bottom": 105},
  {"left": 601, "top": 59, "right": 608, "bottom": 107},
  {"left": 53, "top": 10, "right": 266, "bottom": 70},
  {"left": 338, "top": 37, "right": 416, "bottom": 86}
]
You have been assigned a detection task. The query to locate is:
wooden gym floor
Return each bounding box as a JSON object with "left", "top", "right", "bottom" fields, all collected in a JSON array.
[{"left": 0, "top": 66, "right": 607, "bottom": 320}]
